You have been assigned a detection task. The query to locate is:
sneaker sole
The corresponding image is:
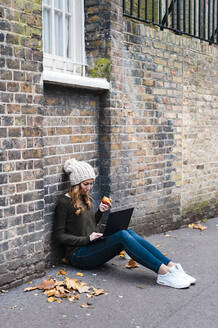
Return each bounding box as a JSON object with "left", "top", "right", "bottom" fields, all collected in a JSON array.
[{"left": 157, "top": 281, "right": 190, "bottom": 289}]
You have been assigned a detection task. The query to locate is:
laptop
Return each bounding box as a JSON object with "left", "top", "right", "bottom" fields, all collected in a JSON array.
[{"left": 100, "top": 207, "right": 134, "bottom": 237}]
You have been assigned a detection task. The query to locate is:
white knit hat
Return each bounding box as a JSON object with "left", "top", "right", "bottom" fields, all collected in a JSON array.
[{"left": 64, "top": 158, "right": 96, "bottom": 186}]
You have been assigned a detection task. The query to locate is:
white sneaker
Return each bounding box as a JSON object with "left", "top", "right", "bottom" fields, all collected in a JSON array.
[
  {"left": 157, "top": 266, "right": 191, "bottom": 289},
  {"left": 175, "top": 263, "right": 196, "bottom": 285}
]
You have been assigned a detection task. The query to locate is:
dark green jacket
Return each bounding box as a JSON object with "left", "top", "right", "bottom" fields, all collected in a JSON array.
[{"left": 54, "top": 194, "right": 103, "bottom": 258}]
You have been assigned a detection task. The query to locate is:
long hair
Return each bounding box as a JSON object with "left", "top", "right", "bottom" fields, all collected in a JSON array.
[{"left": 69, "top": 184, "right": 92, "bottom": 215}]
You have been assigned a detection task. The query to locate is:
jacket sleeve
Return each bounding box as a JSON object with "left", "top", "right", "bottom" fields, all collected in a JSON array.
[
  {"left": 95, "top": 209, "right": 103, "bottom": 224},
  {"left": 54, "top": 199, "right": 90, "bottom": 247}
]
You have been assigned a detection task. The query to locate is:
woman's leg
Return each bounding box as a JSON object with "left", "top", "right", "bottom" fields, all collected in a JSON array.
[
  {"left": 127, "top": 229, "right": 171, "bottom": 266},
  {"left": 69, "top": 230, "right": 166, "bottom": 273}
]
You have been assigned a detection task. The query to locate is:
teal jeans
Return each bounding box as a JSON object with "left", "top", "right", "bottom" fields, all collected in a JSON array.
[{"left": 69, "top": 229, "right": 171, "bottom": 273}]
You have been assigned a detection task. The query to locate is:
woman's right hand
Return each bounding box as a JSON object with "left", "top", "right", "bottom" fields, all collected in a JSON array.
[{"left": 89, "top": 232, "right": 103, "bottom": 242}]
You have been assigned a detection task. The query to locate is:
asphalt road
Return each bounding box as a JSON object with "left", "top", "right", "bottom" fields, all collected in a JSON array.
[{"left": 1, "top": 217, "right": 218, "bottom": 328}]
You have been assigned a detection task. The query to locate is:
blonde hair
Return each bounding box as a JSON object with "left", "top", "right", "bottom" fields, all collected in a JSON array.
[{"left": 69, "top": 184, "right": 92, "bottom": 215}]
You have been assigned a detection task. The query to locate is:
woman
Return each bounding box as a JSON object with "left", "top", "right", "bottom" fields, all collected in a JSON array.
[{"left": 54, "top": 158, "right": 196, "bottom": 289}]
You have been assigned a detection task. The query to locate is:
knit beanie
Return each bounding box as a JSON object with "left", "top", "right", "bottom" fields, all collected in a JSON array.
[{"left": 64, "top": 158, "right": 96, "bottom": 186}]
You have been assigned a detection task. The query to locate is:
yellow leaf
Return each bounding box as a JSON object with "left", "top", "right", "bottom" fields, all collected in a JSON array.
[
  {"left": 125, "top": 259, "right": 139, "bottom": 269},
  {"left": 57, "top": 299, "right": 62, "bottom": 304},
  {"left": 156, "top": 243, "right": 161, "bottom": 248},
  {"left": 44, "top": 289, "right": 57, "bottom": 297},
  {"left": 189, "top": 223, "right": 207, "bottom": 231},
  {"left": 163, "top": 252, "right": 168, "bottom": 256},
  {"left": 48, "top": 297, "right": 57, "bottom": 303},
  {"left": 57, "top": 269, "right": 67, "bottom": 276},
  {"left": 76, "top": 272, "right": 84, "bottom": 277},
  {"left": 86, "top": 293, "right": 94, "bottom": 298},
  {"left": 119, "top": 250, "right": 125, "bottom": 258}
]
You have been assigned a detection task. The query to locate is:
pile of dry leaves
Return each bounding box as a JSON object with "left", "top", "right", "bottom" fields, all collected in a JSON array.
[
  {"left": 24, "top": 270, "right": 105, "bottom": 308},
  {"left": 188, "top": 221, "right": 208, "bottom": 231},
  {"left": 24, "top": 257, "right": 140, "bottom": 307}
]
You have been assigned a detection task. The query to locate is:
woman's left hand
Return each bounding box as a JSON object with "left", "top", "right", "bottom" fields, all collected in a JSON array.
[{"left": 99, "top": 202, "right": 111, "bottom": 212}]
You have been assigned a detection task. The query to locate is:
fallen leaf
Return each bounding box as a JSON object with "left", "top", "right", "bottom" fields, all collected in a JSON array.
[
  {"left": 76, "top": 282, "right": 90, "bottom": 294},
  {"left": 67, "top": 296, "right": 76, "bottom": 302},
  {"left": 24, "top": 279, "right": 57, "bottom": 292},
  {"left": 74, "top": 294, "right": 80, "bottom": 300},
  {"left": 76, "top": 272, "right": 84, "bottom": 277},
  {"left": 92, "top": 288, "right": 104, "bottom": 296},
  {"left": 80, "top": 302, "right": 93, "bottom": 308},
  {"left": 57, "top": 269, "right": 67, "bottom": 276},
  {"left": 64, "top": 277, "right": 78, "bottom": 290},
  {"left": 164, "top": 234, "right": 171, "bottom": 237},
  {"left": 47, "top": 297, "right": 57, "bottom": 303},
  {"left": 24, "top": 286, "right": 38, "bottom": 292},
  {"left": 155, "top": 243, "right": 161, "bottom": 248},
  {"left": 125, "top": 259, "right": 139, "bottom": 269},
  {"left": 197, "top": 223, "right": 207, "bottom": 231},
  {"left": 188, "top": 223, "right": 207, "bottom": 231},
  {"left": 57, "top": 299, "right": 62, "bottom": 304},
  {"left": 163, "top": 252, "right": 168, "bottom": 256},
  {"left": 44, "top": 289, "right": 57, "bottom": 297},
  {"left": 67, "top": 294, "right": 80, "bottom": 302},
  {"left": 37, "top": 279, "right": 56, "bottom": 290},
  {"left": 119, "top": 250, "right": 125, "bottom": 258},
  {"left": 202, "top": 218, "right": 207, "bottom": 223}
]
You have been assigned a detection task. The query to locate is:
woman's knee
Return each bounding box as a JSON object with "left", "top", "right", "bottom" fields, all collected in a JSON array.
[{"left": 116, "top": 229, "right": 133, "bottom": 241}]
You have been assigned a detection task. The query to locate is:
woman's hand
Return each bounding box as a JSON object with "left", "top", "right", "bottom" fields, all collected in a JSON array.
[
  {"left": 99, "top": 201, "right": 112, "bottom": 212},
  {"left": 89, "top": 232, "right": 103, "bottom": 242}
]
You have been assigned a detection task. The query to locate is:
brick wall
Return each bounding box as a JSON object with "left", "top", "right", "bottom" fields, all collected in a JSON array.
[
  {"left": 0, "top": 0, "right": 217, "bottom": 289},
  {"left": 182, "top": 39, "right": 218, "bottom": 220},
  {"left": 108, "top": 0, "right": 218, "bottom": 233},
  {"left": 0, "top": 0, "right": 44, "bottom": 288},
  {"left": 43, "top": 85, "right": 103, "bottom": 264}
]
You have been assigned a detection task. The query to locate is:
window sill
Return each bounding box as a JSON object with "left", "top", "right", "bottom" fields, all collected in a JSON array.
[{"left": 43, "top": 70, "right": 110, "bottom": 91}]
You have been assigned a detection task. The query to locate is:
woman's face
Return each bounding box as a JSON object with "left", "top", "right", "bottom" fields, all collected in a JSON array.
[{"left": 80, "top": 179, "right": 94, "bottom": 195}]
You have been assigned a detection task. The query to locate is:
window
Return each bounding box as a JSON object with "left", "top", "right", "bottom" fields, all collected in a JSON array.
[{"left": 42, "top": 0, "right": 86, "bottom": 76}]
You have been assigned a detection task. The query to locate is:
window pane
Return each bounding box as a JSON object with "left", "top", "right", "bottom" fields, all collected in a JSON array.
[
  {"left": 43, "top": 0, "right": 51, "bottom": 4},
  {"left": 55, "top": 12, "right": 63, "bottom": 56},
  {"left": 43, "top": 8, "right": 51, "bottom": 53},
  {"left": 65, "top": 0, "right": 69, "bottom": 12},
  {"left": 74, "top": 0, "right": 84, "bottom": 63},
  {"left": 54, "top": 0, "right": 62, "bottom": 9},
  {"left": 65, "top": 16, "right": 70, "bottom": 57}
]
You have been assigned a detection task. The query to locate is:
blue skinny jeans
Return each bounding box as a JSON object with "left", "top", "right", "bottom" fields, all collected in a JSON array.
[{"left": 69, "top": 229, "right": 171, "bottom": 273}]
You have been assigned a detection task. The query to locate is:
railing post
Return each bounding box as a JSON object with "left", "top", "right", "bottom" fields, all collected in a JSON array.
[{"left": 177, "top": 0, "right": 181, "bottom": 34}]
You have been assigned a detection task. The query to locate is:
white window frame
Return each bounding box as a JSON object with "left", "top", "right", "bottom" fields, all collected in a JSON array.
[{"left": 42, "top": 0, "right": 110, "bottom": 90}]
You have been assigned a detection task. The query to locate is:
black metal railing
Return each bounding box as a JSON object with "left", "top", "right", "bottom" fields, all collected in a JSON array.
[{"left": 123, "top": 0, "right": 218, "bottom": 45}]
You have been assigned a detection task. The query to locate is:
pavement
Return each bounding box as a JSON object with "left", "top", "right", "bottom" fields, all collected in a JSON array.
[{"left": 1, "top": 217, "right": 218, "bottom": 328}]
